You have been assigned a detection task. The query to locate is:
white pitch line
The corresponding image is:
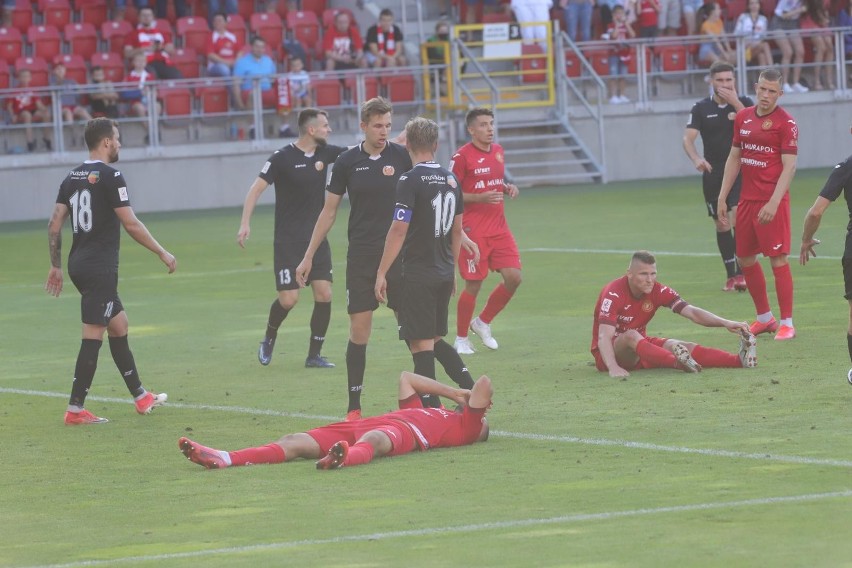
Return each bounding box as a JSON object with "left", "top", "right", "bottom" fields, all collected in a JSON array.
[
  {"left": 525, "top": 247, "right": 844, "bottom": 260},
  {"left": 20, "top": 490, "right": 852, "bottom": 568},
  {"left": 3, "top": 387, "right": 851, "bottom": 469}
]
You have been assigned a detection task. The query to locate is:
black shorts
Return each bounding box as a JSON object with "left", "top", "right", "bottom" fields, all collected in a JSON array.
[
  {"left": 703, "top": 169, "right": 741, "bottom": 219},
  {"left": 397, "top": 280, "right": 453, "bottom": 341},
  {"left": 842, "top": 257, "right": 852, "bottom": 300},
  {"left": 274, "top": 240, "right": 332, "bottom": 291},
  {"left": 69, "top": 271, "right": 124, "bottom": 326},
  {"left": 346, "top": 254, "right": 402, "bottom": 314}
]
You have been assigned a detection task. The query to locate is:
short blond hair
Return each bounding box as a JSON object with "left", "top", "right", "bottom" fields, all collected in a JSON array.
[{"left": 405, "top": 117, "right": 439, "bottom": 153}]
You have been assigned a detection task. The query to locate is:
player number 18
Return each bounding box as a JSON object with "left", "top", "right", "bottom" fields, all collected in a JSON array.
[{"left": 69, "top": 189, "right": 93, "bottom": 233}]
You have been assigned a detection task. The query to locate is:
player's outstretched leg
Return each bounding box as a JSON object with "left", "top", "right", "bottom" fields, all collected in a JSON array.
[
  {"left": 316, "top": 441, "right": 349, "bottom": 470},
  {"left": 738, "top": 331, "right": 757, "bottom": 368},
  {"left": 179, "top": 437, "right": 231, "bottom": 469},
  {"left": 672, "top": 343, "right": 702, "bottom": 373}
]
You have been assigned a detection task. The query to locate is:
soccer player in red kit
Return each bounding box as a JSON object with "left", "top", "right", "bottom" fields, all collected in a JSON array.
[
  {"left": 592, "top": 251, "right": 757, "bottom": 378},
  {"left": 450, "top": 107, "right": 522, "bottom": 355},
  {"left": 179, "top": 372, "right": 492, "bottom": 470},
  {"left": 717, "top": 68, "right": 799, "bottom": 341}
]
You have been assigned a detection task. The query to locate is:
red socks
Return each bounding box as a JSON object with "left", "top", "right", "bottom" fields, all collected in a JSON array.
[
  {"left": 343, "top": 442, "right": 374, "bottom": 467},
  {"left": 691, "top": 345, "right": 741, "bottom": 368},
  {"left": 636, "top": 338, "right": 677, "bottom": 368},
  {"left": 772, "top": 263, "right": 794, "bottom": 320},
  {"left": 479, "top": 283, "right": 514, "bottom": 324},
  {"left": 228, "top": 443, "right": 286, "bottom": 467},
  {"left": 457, "top": 290, "right": 476, "bottom": 336},
  {"left": 740, "top": 263, "right": 771, "bottom": 315}
]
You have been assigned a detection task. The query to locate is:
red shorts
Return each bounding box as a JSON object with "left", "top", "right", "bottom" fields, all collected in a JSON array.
[
  {"left": 593, "top": 335, "right": 668, "bottom": 371},
  {"left": 457, "top": 230, "right": 521, "bottom": 281},
  {"left": 306, "top": 418, "right": 417, "bottom": 456},
  {"left": 735, "top": 199, "right": 790, "bottom": 258}
]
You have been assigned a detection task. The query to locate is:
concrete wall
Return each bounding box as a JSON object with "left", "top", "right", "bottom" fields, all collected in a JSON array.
[{"left": 2, "top": 94, "right": 848, "bottom": 223}]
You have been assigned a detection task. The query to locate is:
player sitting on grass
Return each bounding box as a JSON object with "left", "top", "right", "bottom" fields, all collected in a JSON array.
[
  {"left": 179, "top": 372, "right": 492, "bottom": 470},
  {"left": 592, "top": 250, "right": 758, "bottom": 377}
]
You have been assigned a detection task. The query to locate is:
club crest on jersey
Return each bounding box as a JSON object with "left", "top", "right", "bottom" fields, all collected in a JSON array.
[
  {"left": 315, "top": 161, "right": 324, "bottom": 171},
  {"left": 641, "top": 300, "right": 653, "bottom": 312},
  {"left": 496, "top": 152, "right": 504, "bottom": 163},
  {"left": 761, "top": 119, "right": 773, "bottom": 130},
  {"left": 383, "top": 165, "right": 395, "bottom": 176},
  {"left": 87, "top": 171, "right": 100, "bottom": 184}
]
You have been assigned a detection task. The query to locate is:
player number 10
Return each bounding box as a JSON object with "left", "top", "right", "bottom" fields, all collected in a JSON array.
[{"left": 430, "top": 192, "right": 456, "bottom": 237}]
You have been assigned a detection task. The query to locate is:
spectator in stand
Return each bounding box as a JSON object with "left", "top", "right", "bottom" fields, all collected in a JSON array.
[
  {"left": 561, "top": 0, "right": 594, "bottom": 42},
  {"left": 112, "top": 0, "right": 149, "bottom": 24},
  {"left": 279, "top": 54, "right": 311, "bottom": 137},
  {"left": 840, "top": 0, "right": 852, "bottom": 58},
  {"left": 207, "top": 12, "right": 241, "bottom": 77},
  {"left": 697, "top": 2, "right": 735, "bottom": 65},
  {"left": 734, "top": 0, "right": 773, "bottom": 68},
  {"left": 425, "top": 19, "right": 452, "bottom": 96},
  {"left": 51, "top": 62, "right": 93, "bottom": 126},
  {"left": 7, "top": 68, "right": 51, "bottom": 152},
  {"left": 801, "top": 0, "right": 834, "bottom": 90},
  {"left": 604, "top": 4, "right": 635, "bottom": 104},
  {"left": 124, "top": 6, "right": 182, "bottom": 80},
  {"left": 323, "top": 11, "right": 367, "bottom": 71},
  {"left": 88, "top": 66, "right": 120, "bottom": 119},
  {"left": 769, "top": 0, "right": 809, "bottom": 92},
  {"left": 635, "top": 0, "right": 661, "bottom": 37},
  {"left": 232, "top": 36, "right": 277, "bottom": 112},
  {"left": 156, "top": 0, "right": 186, "bottom": 20},
  {"left": 365, "top": 8, "right": 407, "bottom": 67},
  {"left": 658, "top": 0, "right": 681, "bottom": 35},
  {"left": 122, "top": 51, "right": 160, "bottom": 141},
  {"left": 207, "top": 0, "right": 237, "bottom": 26},
  {"left": 682, "top": 0, "right": 703, "bottom": 35},
  {"left": 510, "top": 0, "right": 553, "bottom": 46}
]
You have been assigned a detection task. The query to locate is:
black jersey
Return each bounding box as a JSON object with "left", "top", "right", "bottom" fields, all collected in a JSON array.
[
  {"left": 326, "top": 141, "right": 413, "bottom": 256},
  {"left": 818, "top": 155, "right": 852, "bottom": 256},
  {"left": 394, "top": 162, "right": 464, "bottom": 284},
  {"left": 258, "top": 142, "right": 348, "bottom": 243},
  {"left": 55, "top": 160, "right": 130, "bottom": 274},
  {"left": 686, "top": 96, "right": 754, "bottom": 165}
]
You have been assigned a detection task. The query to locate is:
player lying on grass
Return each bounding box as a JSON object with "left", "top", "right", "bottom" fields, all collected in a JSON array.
[
  {"left": 591, "top": 250, "right": 758, "bottom": 378},
  {"left": 179, "top": 372, "right": 492, "bottom": 470}
]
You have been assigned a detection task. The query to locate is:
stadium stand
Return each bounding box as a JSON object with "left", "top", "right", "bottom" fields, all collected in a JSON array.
[
  {"left": 249, "top": 12, "right": 283, "bottom": 57},
  {"left": 75, "top": 0, "right": 109, "bottom": 27},
  {"left": 40, "top": 0, "right": 72, "bottom": 29},
  {"left": 299, "top": 0, "right": 325, "bottom": 18},
  {"left": 0, "top": 26, "right": 24, "bottom": 65},
  {"left": 64, "top": 22, "right": 100, "bottom": 59},
  {"left": 170, "top": 46, "right": 200, "bottom": 77},
  {"left": 90, "top": 50, "right": 124, "bottom": 81},
  {"left": 54, "top": 53, "right": 88, "bottom": 83},
  {"left": 321, "top": 6, "right": 355, "bottom": 29},
  {"left": 27, "top": 24, "right": 62, "bottom": 61},
  {"left": 224, "top": 13, "right": 247, "bottom": 45},
  {"left": 286, "top": 10, "right": 320, "bottom": 68},
  {"left": 14, "top": 55, "right": 49, "bottom": 85},
  {"left": 176, "top": 16, "right": 210, "bottom": 52},
  {"left": 8, "top": 0, "right": 33, "bottom": 34},
  {"left": 101, "top": 19, "right": 133, "bottom": 53},
  {"left": 382, "top": 72, "right": 416, "bottom": 101},
  {"left": 0, "top": 59, "right": 9, "bottom": 89}
]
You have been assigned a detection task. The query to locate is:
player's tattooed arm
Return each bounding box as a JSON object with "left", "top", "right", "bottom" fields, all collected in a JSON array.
[{"left": 45, "top": 204, "right": 69, "bottom": 297}]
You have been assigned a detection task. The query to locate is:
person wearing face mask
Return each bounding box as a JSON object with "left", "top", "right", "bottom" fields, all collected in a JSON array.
[{"left": 425, "top": 20, "right": 452, "bottom": 96}]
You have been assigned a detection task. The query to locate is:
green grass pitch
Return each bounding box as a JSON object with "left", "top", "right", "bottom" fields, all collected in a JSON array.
[{"left": 1, "top": 169, "right": 851, "bottom": 567}]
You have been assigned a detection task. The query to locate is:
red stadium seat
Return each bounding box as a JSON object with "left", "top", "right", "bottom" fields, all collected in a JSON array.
[
  {"left": 155, "top": 18, "right": 175, "bottom": 37},
  {"left": 0, "top": 26, "right": 24, "bottom": 65},
  {"left": 759, "top": 0, "right": 777, "bottom": 17},
  {"left": 249, "top": 12, "right": 283, "bottom": 55},
  {"left": 519, "top": 43, "right": 546, "bottom": 83},
  {"left": 91, "top": 50, "right": 125, "bottom": 81},
  {"left": 40, "top": 0, "right": 72, "bottom": 29},
  {"left": 564, "top": 49, "right": 582, "bottom": 78},
  {"left": 724, "top": 0, "right": 747, "bottom": 21},
  {"left": 311, "top": 76, "right": 342, "bottom": 106},
  {"left": 176, "top": 16, "right": 211, "bottom": 52},
  {"left": 343, "top": 74, "right": 379, "bottom": 102},
  {"left": 321, "top": 7, "right": 354, "bottom": 29},
  {"left": 75, "top": 0, "right": 109, "bottom": 27},
  {"left": 101, "top": 19, "right": 133, "bottom": 53},
  {"left": 225, "top": 13, "right": 247, "bottom": 45},
  {"left": 0, "top": 59, "right": 10, "bottom": 89},
  {"left": 169, "top": 47, "right": 200, "bottom": 77},
  {"left": 159, "top": 85, "right": 193, "bottom": 116},
  {"left": 8, "top": 0, "right": 33, "bottom": 34},
  {"left": 299, "top": 0, "right": 325, "bottom": 17},
  {"left": 483, "top": 11, "right": 511, "bottom": 23},
  {"left": 581, "top": 47, "right": 611, "bottom": 76},
  {"left": 286, "top": 10, "right": 319, "bottom": 63},
  {"left": 196, "top": 83, "right": 229, "bottom": 114},
  {"left": 655, "top": 44, "right": 689, "bottom": 72},
  {"left": 54, "top": 53, "right": 88, "bottom": 83},
  {"left": 236, "top": 0, "right": 253, "bottom": 21},
  {"left": 627, "top": 46, "right": 652, "bottom": 75},
  {"left": 27, "top": 25, "right": 62, "bottom": 60},
  {"left": 15, "top": 55, "right": 50, "bottom": 85},
  {"left": 382, "top": 72, "right": 416, "bottom": 102},
  {"left": 64, "top": 22, "right": 99, "bottom": 59}
]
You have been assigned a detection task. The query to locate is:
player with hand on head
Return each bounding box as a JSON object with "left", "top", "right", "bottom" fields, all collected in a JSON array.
[
  {"left": 592, "top": 251, "right": 757, "bottom": 378},
  {"left": 450, "top": 107, "right": 522, "bottom": 355},
  {"left": 683, "top": 61, "right": 753, "bottom": 292},
  {"left": 238, "top": 108, "right": 349, "bottom": 370},
  {"left": 717, "top": 68, "right": 799, "bottom": 340},
  {"left": 45, "top": 118, "right": 176, "bottom": 425},
  {"left": 799, "top": 121, "right": 852, "bottom": 383},
  {"left": 179, "top": 372, "right": 492, "bottom": 470}
]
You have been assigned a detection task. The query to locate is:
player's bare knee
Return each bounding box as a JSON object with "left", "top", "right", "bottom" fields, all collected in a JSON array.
[
  {"left": 618, "top": 330, "right": 643, "bottom": 348},
  {"left": 359, "top": 430, "right": 393, "bottom": 456}
]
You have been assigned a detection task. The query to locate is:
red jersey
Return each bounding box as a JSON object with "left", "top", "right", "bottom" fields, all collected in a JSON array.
[
  {"left": 590, "top": 276, "right": 688, "bottom": 356},
  {"left": 322, "top": 26, "right": 364, "bottom": 57},
  {"left": 207, "top": 30, "right": 239, "bottom": 59},
  {"left": 125, "top": 68, "right": 152, "bottom": 88},
  {"left": 731, "top": 105, "right": 798, "bottom": 202},
  {"left": 126, "top": 23, "right": 172, "bottom": 64},
  {"left": 637, "top": 0, "right": 658, "bottom": 27},
  {"left": 384, "top": 396, "right": 487, "bottom": 450},
  {"left": 450, "top": 142, "right": 510, "bottom": 236},
  {"left": 8, "top": 89, "right": 40, "bottom": 114},
  {"left": 606, "top": 21, "right": 631, "bottom": 61}
]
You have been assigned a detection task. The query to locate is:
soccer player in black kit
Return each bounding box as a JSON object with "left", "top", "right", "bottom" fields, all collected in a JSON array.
[
  {"left": 375, "top": 117, "right": 466, "bottom": 407},
  {"left": 296, "top": 98, "right": 475, "bottom": 419},
  {"left": 238, "top": 109, "right": 348, "bottom": 369},
  {"left": 799, "top": 121, "right": 852, "bottom": 384},
  {"left": 683, "top": 61, "right": 753, "bottom": 292},
  {"left": 45, "top": 118, "right": 176, "bottom": 425}
]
